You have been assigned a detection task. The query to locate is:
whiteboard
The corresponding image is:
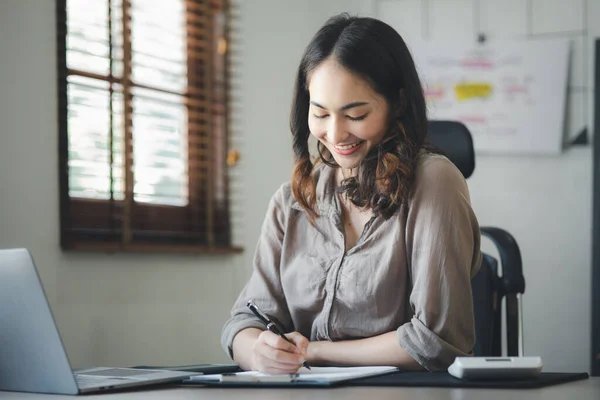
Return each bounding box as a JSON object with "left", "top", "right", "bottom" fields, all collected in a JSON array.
[{"left": 409, "top": 39, "right": 570, "bottom": 155}]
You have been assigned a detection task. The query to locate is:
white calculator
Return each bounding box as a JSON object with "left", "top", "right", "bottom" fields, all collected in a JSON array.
[{"left": 448, "top": 357, "right": 543, "bottom": 380}]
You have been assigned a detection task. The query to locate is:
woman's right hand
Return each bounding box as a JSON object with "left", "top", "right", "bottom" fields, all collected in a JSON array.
[{"left": 251, "top": 330, "right": 308, "bottom": 374}]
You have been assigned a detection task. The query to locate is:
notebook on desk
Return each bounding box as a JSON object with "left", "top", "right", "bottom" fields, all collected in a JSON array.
[
  {"left": 0, "top": 248, "right": 199, "bottom": 395},
  {"left": 186, "top": 366, "right": 399, "bottom": 387}
]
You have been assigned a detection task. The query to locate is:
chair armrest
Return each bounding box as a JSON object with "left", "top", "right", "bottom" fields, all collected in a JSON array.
[{"left": 480, "top": 227, "right": 525, "bottom": 294}]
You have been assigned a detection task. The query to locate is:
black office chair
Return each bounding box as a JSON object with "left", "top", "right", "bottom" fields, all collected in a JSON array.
[{"left": 427, "top": 120, "right": 526, "bottom": 358}]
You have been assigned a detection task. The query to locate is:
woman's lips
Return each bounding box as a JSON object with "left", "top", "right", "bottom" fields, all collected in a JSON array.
[{"left": 332, "top": 141, "right": 365, "bottom": 156}]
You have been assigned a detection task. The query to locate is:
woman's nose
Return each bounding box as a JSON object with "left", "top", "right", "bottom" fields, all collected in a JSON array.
[{"left": 326, "top": 118, "right": 349, "bottom": 145}]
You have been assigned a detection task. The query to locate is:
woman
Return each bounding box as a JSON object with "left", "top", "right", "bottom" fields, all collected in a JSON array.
[{"left": 221, "top": 13, "right": 482, "bottom": 373}]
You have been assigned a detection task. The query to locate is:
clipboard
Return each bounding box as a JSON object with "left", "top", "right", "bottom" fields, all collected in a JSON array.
[{"left": 184, "top": 366, "right": 399, "bottom": 387}]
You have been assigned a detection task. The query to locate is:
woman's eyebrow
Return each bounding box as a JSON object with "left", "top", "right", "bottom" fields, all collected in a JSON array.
[{"left": 309, "top": 101, "right": 369, "bottom": 111}]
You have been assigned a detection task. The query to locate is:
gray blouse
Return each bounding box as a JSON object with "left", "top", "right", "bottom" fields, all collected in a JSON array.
[{"left": 221, "top": 153, "right": 482, "bottom": 371}]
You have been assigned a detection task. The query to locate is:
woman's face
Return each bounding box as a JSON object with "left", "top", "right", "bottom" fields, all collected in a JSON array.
[{"left": 307, "top": 58, "right": 389, "bottom": 171}]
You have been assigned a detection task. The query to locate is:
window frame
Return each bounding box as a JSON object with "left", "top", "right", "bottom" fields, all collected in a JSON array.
[{"left": 55, "top": 0, "right": 240, "bottom": 254}]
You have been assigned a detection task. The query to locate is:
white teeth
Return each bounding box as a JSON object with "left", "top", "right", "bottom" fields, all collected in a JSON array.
[{"left": 335, "top": 142, "right": 362, "bottom": 150}]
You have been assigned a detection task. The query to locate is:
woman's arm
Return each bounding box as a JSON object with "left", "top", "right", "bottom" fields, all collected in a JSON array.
[
  {"left": 221, "top": 186, "right": 295, "bottom": 361},
  {"left": 307, "top": 331, "right": 424, "bottom": 370},
  {"left": 231, "top": 328, "right": 262, "bottom": 371},
  {"left": 233, "top": 328, "right": 421, "bottom": 372},
  {"left": 398, "top": 156, "right": 482, "bottom": 371}
]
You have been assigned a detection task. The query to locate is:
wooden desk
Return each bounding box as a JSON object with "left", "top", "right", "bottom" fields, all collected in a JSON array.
[{"left": 0, "top": 378, "right": 599, "bottom": 399}]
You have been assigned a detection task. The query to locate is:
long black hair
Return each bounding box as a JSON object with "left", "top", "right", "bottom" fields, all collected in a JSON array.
[{"left": 290, "top": 13, "right": 431, "bottom": 222}]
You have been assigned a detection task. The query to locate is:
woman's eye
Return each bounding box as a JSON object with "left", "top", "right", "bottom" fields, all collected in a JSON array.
[
  {"left": 347, "top": 114, "right": 367, "bottom": 121},
  {"left": 313, "top": 114, "right": 329, "bottom": 119}
]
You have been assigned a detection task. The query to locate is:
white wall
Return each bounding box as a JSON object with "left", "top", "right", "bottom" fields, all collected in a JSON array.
[
  {"left": 375, "top": 0, "right": 596, "bottom": 373},
  {"left": 0, "top": 0, "right": 594, "bottom": 373}
]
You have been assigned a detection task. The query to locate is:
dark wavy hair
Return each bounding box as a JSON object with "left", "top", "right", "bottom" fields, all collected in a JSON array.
[{"left": 290, "top": 13, "right": 434, "bottom": 223}]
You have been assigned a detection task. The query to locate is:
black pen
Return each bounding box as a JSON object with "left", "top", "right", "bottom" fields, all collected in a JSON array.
[{"left": 246, "top": 300, "right": 311, "bottom": 370}]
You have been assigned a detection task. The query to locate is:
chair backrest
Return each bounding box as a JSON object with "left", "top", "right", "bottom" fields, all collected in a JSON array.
[
  {"left": 471, "top": 255, "right": 500, "bottom": 356},
  {"left": 427, "top": 120, "right": 475, "bottom": 179}
]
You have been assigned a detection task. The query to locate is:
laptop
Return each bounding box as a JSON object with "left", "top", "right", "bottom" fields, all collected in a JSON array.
[{"left": 0, "top": 248, "right": 200, "bottom": 395}]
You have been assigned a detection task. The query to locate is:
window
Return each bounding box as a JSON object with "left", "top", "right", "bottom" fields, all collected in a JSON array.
[{"left": 56, "top": 0, "right": 238, "bottom": 253}]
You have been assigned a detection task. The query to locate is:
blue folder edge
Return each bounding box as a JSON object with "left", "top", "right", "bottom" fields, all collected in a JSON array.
[{"left": 133, "top": 364, "right": 241, "bottom": 375}]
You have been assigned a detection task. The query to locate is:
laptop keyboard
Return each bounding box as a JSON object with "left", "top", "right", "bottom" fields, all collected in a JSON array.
[{"left": 78, "top": 368, "right": 156, "bottom": 377}]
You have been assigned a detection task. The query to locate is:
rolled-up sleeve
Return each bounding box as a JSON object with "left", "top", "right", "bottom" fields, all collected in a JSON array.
[
  {"left": 397, "top": 156, "right": 482, "bottom": 371},
  {"left": 221, "top": 186, "right": 293, "bottom": 359}
]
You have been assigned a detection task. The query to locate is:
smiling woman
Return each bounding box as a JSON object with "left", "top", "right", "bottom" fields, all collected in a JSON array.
[
  {"left": 307, "top": 59, "right": 389, "bottom": 171},
  {"left": 289, "top": 15, "right": 430, "bottom": 224},
  {"left": 221, "top": 13, "right": 483, "bottom": 374}
]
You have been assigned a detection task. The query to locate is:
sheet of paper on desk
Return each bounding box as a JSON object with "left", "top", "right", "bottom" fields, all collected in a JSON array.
[{"left": 187, "top": 366, "right": 398, "bottom": 383}]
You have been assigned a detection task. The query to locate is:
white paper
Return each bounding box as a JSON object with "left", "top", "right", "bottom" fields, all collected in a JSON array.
[{"left": 187, "top": 366, "right": 398, "bottom": 383}]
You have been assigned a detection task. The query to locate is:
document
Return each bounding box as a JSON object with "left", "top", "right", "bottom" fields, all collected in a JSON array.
[{"left": 187, "top": 366, "right": 398, "bottom": 384}]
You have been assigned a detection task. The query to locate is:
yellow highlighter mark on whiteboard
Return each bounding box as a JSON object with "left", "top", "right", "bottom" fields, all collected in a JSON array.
[{"left": 454, "top": 83, "right": 493, "bottom": 101}]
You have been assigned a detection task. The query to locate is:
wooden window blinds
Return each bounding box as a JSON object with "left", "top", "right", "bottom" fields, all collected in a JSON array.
[{"left": 56, "top": 0, "right": 238, "bottom": 253}]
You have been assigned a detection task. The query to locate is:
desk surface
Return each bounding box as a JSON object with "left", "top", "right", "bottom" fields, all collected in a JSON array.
[{"left": 1, "top": 378, "right": 599, "bottom": 399}]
